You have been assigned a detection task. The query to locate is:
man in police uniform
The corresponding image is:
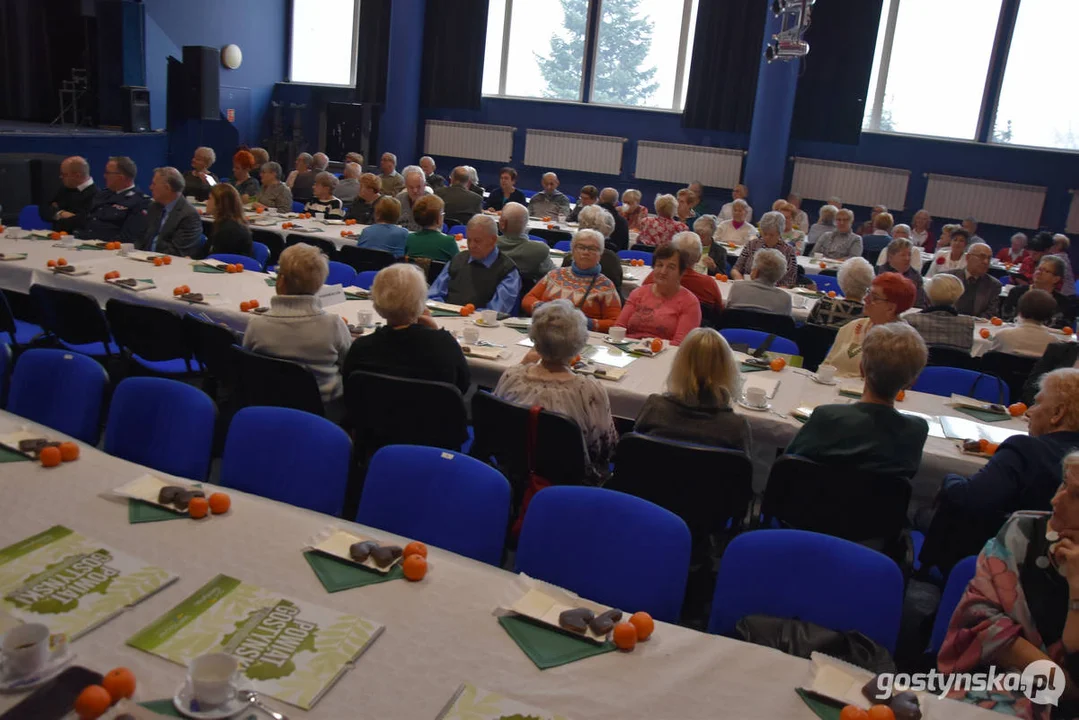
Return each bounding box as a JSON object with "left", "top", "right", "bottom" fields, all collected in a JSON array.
[{"left": 79, "top": 156, "right": 148, "bottom": 242}]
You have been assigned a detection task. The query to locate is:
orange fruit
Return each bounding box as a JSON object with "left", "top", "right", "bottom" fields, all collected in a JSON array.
[
  {"left": 162, "top": 255, "right": 172, "bottom": 265},
  {"left": 979, "top": 328, "right": 990, "bottom": 339},
  {"left": 225, "top": 264, "right": 236, "bottom": 273},
  {"left": 249, "top": 299, "right": 259, "bottom": 308},
  {"left": 173, "top": 286, "right": 184, "bottom": 296},
  {"left": 895, "top": 390, "right": 905, "bottom": 402},
  {"left": 182, "top": 285, "right": 191, "bottom": 294},
  {"left": 650, "top": 338, "right": 663, "bottom": 353},
  {"left": 1008, "top": 402, "right": 1028, "bottom": 417},
  {"left": 1063, "top": 327, "right": 1075, "bottom": 336},
  {"left": 403, "top": 541, "right": 428, "bottom": 559},
  {"left": 239, "top": 301, "right": 252, "bottom": 312},
  {"left": 152, "top": 257, "right": 163, "bottom": 267},
  {"left": 49, "top": 231, "right": 61, "bottom": 240},
  {"left": 991, "top": 316, "right": 1003, "bottom": 326},
  {"left": 827, "top": 290, "right": 837, "bottom": 298},
  {"left": 819, "top": 261, "right": 827, "bottom": 269},
  {"left": 867, "top": 706, "right": 896, "bottom": 720},
  {"left": 612, "top": 622, "right": 637, "bottom": 651},
  {"left": 74, "top": 684, "right": 113, "bottom": 719},
  {"left": 629, "top": 611, "right": 654, "bottom": 641},
  {"left": 46, "top": 259, "right": 57, "bottom": 268},
  {"left": 454, "top": 233, "right": 464, "bottom": 240},
  {"left": 57, "top": 257, "right": 68, "bottom": 266},
  {"left": 978, "top": 438, "right": 990, "bottom": 452},
  {"left": 102, "top": 667, "right": 136, "bottom": 702},
  {"left": 402, "top": 553, "right": 427, "bottom": 581},
  {"left": 104, "top": 271, "right": 119, "bottom": 280},
  {"left": 188, "top": 496, "right": 209, "bottom": 519},
  {"left": 769, "top": 357, "right": 786, "bottom": 372},
  {"left": 985, "top": 442, "right": 999, "bottom": 455},
  {"left": 839, "top": 707, "right": 869, "bottom": 720},
  {"left": 208, "top": 492, "right": 231, "bottom": 514},
  {"left": 59, "top": 442, "right": 79, "bottom": 462},
  {"left": 717, "top": 274, "right": 728, "bottom": 282},
  {"left": 235, "top": 264, "right": 244, "bottom": 273},
  {"left": 40, "top": 446, "right": 62, "bottom": 467}
]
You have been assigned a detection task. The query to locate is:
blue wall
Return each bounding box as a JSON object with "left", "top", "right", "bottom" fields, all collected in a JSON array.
[{"left": 0, "top": 132, "right": 169, "bottom": 193}]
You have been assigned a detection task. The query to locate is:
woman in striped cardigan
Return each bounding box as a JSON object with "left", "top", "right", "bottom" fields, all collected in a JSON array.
[{"left": 522, "top": 229, "right": 622, "bottom": 333}]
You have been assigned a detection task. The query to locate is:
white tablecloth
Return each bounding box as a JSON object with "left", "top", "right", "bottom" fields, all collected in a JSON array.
[{"left": 0, "top": 410, "right": 998, "bottom": 720}]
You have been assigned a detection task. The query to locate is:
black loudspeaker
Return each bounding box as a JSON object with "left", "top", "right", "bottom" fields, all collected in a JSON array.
[
  {"left": 325, "top": 103, "right": 379, "bottom": 165},
  {"left": 122, "top": 86, "right": 151, "bottom": 132},
  {"left": 182, "top": 46, "right": 220, "bottom": 121},
  {"left": 95, "top": 0, "right": 146, "bottom": 129}
]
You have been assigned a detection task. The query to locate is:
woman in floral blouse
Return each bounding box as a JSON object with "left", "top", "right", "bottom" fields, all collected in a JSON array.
[{"left": 634, "top": 194, "right": 688, "bottom": 248}]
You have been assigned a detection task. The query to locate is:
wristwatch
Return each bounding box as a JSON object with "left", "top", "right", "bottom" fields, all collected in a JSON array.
[{"left": 1070, "top": 599, "right": 1079, "bottom": 612}]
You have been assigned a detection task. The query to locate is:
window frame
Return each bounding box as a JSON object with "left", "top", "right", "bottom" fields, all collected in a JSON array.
[{"left": 286, "top": 0, "right": 362, "bottom": 88}]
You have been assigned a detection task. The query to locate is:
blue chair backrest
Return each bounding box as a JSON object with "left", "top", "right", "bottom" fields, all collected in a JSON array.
[
  {"left": 221, "top": 406, "right": 351, "bottom": 516},
  {"left": 208, "top": 253, "right": 262, "bottom": 271},
  {"left": 517, "top": 486, "right": 691, "bottom": 622},
  {"left": 18, "top": 205, "right": 49, "bottom": 231},
  {"left": 928, "top": 555, "right": 978, "bottom": 654},
  {"left": 804, "top": 274, "right": 841, "bottom": 294},
  {"left": 618, "top": 250, "right": 653, "bottom": 266},
  {"left": 327, "top": 261, "right": 357, "bottom": 287},
  {"left": 251, "top": 242, "right": 270, "bottom": 269},
  {"left": 7, "top": 349, "right": 108, "bottom": 444},
  {"left": 553, "top": 240, "right": 571, "bottom": 251},
  {"left": 912, "top": 367, "right": 1009, "bottom": 404},
  {"left": 448, "top": 224, "right": 467, "bottom": 237},
  {"left": 528, "top": 235, "right": 548, "bottom": 244},
  {"left": 708, "top": 529, "right": 904, "bottom": 652},
  {"left": 355, "top": 270, "right": 378, "bottom": 290},
  {"left": 0, "top": 343, "right": 9, "bottom": 406},
  {"left": 103, "top": 377, "right": 216, "bottom": 481},
  {"left": 719, "top": 328, "right": 799, "bottom": 356},
  {"left": 291, "top": 201, "right": 305, "bottom": 213},
  {"left": 357, "top": 445, "right": 511, "bottom": 565}
]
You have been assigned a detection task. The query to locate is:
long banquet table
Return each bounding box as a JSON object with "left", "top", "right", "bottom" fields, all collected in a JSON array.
[
  {"left": 0, "top": 409, "right": 999, "bottom": 719},
  {"left": 0, "top": 232, "right": 1030, "bottom": 507}
]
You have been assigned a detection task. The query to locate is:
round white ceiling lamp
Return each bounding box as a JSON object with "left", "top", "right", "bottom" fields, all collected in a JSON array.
[{"left": 221, "top": 44, "right": 243, "bottom": 70}]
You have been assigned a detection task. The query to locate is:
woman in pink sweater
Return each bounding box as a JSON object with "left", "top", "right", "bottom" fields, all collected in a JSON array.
[{"left": 615, "top": 244, "right": 702, "bottom": 345}]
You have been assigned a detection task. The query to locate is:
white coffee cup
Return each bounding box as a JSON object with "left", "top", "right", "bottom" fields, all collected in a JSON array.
[
  {"left": 356, "top": 310, "right": 373, "bottom": 327},
  {"left": 481, "top": 309, "right": 497, "bottom": 326},
  {"left": 119, "top": 243, "right": 135, "bottom": 255},
  {"left": 462, "top": 326, "right": 480, "bottom": 344},
  {"left": 816, "top": 364, "right": 837, "bottom": 383},
  {"left": 608, "top": 326, "right": 627, "bottom": 342},
  {"left": 2, "top": 623, "right": 51, "bottom": 678},
  {"left": 60, "top": 236, "right": 77, "bottom": 248},
  {"left": 744, "top": 387, "right": 768, "bottom": 408},
  {"left": 187, "top": 652, "right": 238, "bottom": 707}
]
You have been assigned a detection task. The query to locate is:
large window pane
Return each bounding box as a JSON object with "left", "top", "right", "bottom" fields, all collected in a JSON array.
[
  {"left": 993, "top": 0, "right": 1079, "bottom": 151},
  {"left": 289, "top": 0, "right": 358, "bottom": 87},
  {"left": 505, "top": 0, "right": 585, "bottom": 101},
  {"left": 865, "top": 0, "right": 1001, "bottom": 140},
  {"left": 482, "top": 0, "right": 507, "bottom": 96}
]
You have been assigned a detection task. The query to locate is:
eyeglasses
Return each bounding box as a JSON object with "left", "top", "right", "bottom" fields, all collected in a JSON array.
[
  {"left": 574, "top": 245, "right": 601, "bottom": 253},
  {"left": 864, "top": 291, "right": 890, "bottom": 304}
]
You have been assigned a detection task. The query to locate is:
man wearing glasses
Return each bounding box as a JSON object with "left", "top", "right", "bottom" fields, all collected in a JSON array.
[
  {"left": 79, "top": 156, "right": 148, "bottom": 243},
  {"left": 946, "top": 242, "right": 1002, "bottom": 319}
]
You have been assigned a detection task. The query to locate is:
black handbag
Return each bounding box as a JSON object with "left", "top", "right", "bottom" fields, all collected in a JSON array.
[{"left": 735, "top": 614, "right": 896, "bottom": 674}]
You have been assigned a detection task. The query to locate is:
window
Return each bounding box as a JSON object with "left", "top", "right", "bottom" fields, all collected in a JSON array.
[
  {"left": 862, "top": 0, "right": 1002, "bottom": 140},
  {"left": 483, "top": 0, "right": 698, "bottom": 111},
  {"left": 289, "top": 0, "right": 360, "bottom": 87},
  {"left": 993, "top": 0, "right": 1079, "bottom": 151}
]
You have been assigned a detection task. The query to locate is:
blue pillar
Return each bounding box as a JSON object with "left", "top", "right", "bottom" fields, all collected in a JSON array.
[
  {"left": 743, "top": 8, "right": 801, "bottom": 210},
  {"left": 380, "top": 0, "right": 425, "bottom": 163}
]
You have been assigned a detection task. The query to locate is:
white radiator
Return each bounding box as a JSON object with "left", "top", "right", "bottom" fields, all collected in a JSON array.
[
  {"left": 924, "top": 174, "right": 1045, "bottom": 229},
  {"left": 523, "top": 129, "right": 625, "bottom": 176},
  {"left": 1065, "top": 190, "right": 1079, "bottom": 234},
  {"left": 423, "top": 120, "right": 515, "bottom": 163},
  {"left": 790, "top": 158, "right": 910, "bottom": 211},
  {"left": 635, "top": 141, "right": 744, "bottom": 188}
]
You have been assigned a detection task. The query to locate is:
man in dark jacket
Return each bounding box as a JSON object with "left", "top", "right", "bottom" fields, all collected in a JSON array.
[
  {"left": 141, "top": 167, "right": 203, "bottom": 257},
  {"left": 40, "top": 156, "right": 96, "bottom": 234},
  {"left": 79, "top": 156, "right": 148, "bottom": 243},
  {"left": 597, "top": 187, "right": 630, "bottom": 251}
]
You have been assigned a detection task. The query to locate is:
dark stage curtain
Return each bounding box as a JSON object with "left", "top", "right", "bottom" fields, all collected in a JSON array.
[
  {"left": 355, "top": 0, "right": 392, "bottom": 104},
  {"left": 790, "top": 0, "right": 885, "bottom": 144},
  {"left": 420, "top": 0, "right": 489, "bottom": 109},
  {"left": 682, "top": 0, "right": 767, "bottom": 133}
]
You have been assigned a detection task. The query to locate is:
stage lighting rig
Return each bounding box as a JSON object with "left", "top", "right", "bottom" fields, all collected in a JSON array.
[{"left": 765, "top": 0, "right": 814, "bottom": 62}]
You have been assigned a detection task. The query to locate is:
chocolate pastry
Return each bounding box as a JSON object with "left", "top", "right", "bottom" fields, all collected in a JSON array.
[
  {"left": 371, "top": 544, "right": 403, "bottom": 568},
  {"left": 558, "top": 607, "right": 595, "bottom": 634},
  {"left": 157, "top": 486, "right": 183, "bottom": 505},
  {"left": 182, "top": 293, "right": 204, "bottom": 302},
  {"left": 17, "top": 438, "right": 49, "bottom": 453},
  {"left": 55, "top": 265, "right": 75, "bottom": 273},
  {"left": 118, "top": 278, "right": 137, "bottom": 287},
  {"left": 862, "top": 675, "right": 890, "bottom": 703},
  {"left": 587, "top": 609, "right": 623, "bottom": 635},
  {"left": 188, "top": 490, "right": 205, "bottom": 499},
  {"left": 987, "top": 403, "right": 1007, "bottom": 415},
  {"left": 962, "top": 439, "right": 982, "bottom": 452},
  {"left": 171, "top": 490, "right": 193, "bottom": 510},
  {"left": 348, "top": 541, "right": 376, "bottom": 562},
  {"left": 889, "top": 692, "right": 922, "bottom": 720}
]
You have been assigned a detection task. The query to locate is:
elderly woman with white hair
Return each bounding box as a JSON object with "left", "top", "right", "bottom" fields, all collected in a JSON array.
[
  {"left": 807, "top": 257, "right": 875, "bottom": 329},
  {"left": 693, "top": 215, "right": 728, "bottom": 275},
  {"left": 562, "top": 205, "right": 623, "bottom": 290},
  {"left": 335, "top": 162, "right": 362, "bottom": 204},
  {"left": 904, "top": 273, "right": 975, "bottom": 353},
  {"left": 243, "top": 244, "right": 352, "bottom": 407},
  {"left": 523, "top": 229, "right": 622, "bottom": 332},
  {"left": 643, "top": 231, "right": 723, "bottom": 312},
  {"left": 288, "top": 152, "right": 317, "bottom": 200},
  {"left": 395, "top": 165, "right": 430, "bottom": 232},
  {"left": 1052, "top": 233, "right": 1076, "bottom": 297},
  {"left": 495, "top": 300, "right": 618, "bottom": 479},
  {"left": 726, "top": 248, "right": 793, "bottom": 316},
  {"left": 619, "top": 189, "right": 648, "bottom": 230},
  {"left": 183, "top": 146, "right": 217, "bottom": 201},
  {"left": 787, "top": 323, "right": 929, "bottom": 478},
  {"left": 713, "top": 198, "right": 757, "bottom": 247},
  {"left": 806, "top": 204, "right": 837, "bottom": 250},
  {"left": 731, "top": 210, "right": 797, "bottom": 287},
  {"left": 910, "top": 209, "right": 934, "bottom": 250},
  {"left": 635, "top": 194, "right": 688, "bottom": 248},
  {"left": 254, "top": 161, "right": 293, "bottom": 213},
  {"left": 342, "top": 263, "right": 470, "bottom": 392},
  {"left": 719, "top": 183, "right": 753, "bottom": 222},
  {"left": 997, "top": 232, "right": 1028, "bottom": 264},
  {"left": 304, "top": 171, "right": 345, "bottom": 219},
  {"left": 878, "top": 237, "right": 927, "bottom": 308}
]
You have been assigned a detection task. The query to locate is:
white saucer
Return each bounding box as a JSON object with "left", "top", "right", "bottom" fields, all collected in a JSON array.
[
  {"left": 737, "top": 399, "right": 772, "bottom": 412},
  {"left": 173, "top": 681, "right": 249, "bottom": 719},
  {"left": 0, "top": 646, "right": 74, "bottom": 693},
  {"left": 810, "top": 375, "right": 837, "bottom": 386},
  {"left": 473, "top": 318, "right": 500, "bottom": 328}
]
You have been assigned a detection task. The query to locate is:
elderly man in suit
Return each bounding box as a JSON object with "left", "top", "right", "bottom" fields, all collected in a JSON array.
[
  {"left": 435, "top": 166, "right": 482, "bottom": 226},
  {"left": 40, "top": 156, "right": 96, "bottom": 234},
  {"left": 141, "top": 167, "right": 203, "bottom": 257},
  {"left": 946, "top": 242, "right": 1001, "bottom": 319}
]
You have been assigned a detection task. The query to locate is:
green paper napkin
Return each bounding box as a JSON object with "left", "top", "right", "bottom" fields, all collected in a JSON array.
[
  {"left": 497, "top": 614, "right": 616, "bottom": 670},
  {"left": 740, "top": 363, "right": 770, "bottom": 373},
  {"left": 193, "top": 264, "right": 226, "bottom": 273},
  {"left": 265, "top": 277, "right": 277, "bottom": 286},
  {"left": 303, "top": 550, "right": 404, "bottom": 592},
  {"left": 795, "top": 688, "right": 845, "bottom": 720},
  {"left": 76, "top": 243, "right": 108, "bottom": 250},
  {"left": 139, "top": 700, "right": 183, "bottom": 717},
  {"left": 0, "top": 446, "right": 30, "bottom": 463},
  {"left": 128, "top": 499, "right": 186, "bottom": 524},
  {"left": 429, "top": 309, "right": 461, "bottom": 317},
  {"left": 955, "top": 406, "right": 1011, "bottom": 423}
]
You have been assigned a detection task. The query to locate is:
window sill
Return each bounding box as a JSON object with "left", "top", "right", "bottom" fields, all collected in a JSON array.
[{"left": 482, "top": 94, "right": 683, "bottom": 115}]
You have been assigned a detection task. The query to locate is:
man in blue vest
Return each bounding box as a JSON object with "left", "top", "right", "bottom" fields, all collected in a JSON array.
[{"left": 428, "top": 214, "right": 521, "bottom": 314}]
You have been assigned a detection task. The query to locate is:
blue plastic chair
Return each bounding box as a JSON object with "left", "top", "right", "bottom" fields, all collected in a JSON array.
[
  {"left": 0, "top": 290, "right": 42, "bottom": 348},
  {"left": 927, "top": 555, "right": 978, "bottom": 655},
  {"left": 103, "top": 377, "right": 216, "bottom": 481},
  {"left": 448, "top": 224, "right": 467, "bottom": 237},
  {"left": 911, "top": 367, "right": 1009, "bottom": 404},
  {"left": 553, "top": 240, "right": 572, "bottom": 251},
  {"left": 708, "top": 529, "right": 905, "bottom": 653},
  {"left": 719, "top": 328, "right": 799, "bottom": 356},
  {"left": 221, "top": 407, "right": 351, "bottom": 516},
  {"left": 251, "top": 242, "right": 270, "bottom": 269},
  {"left": 327, "top": 261, "right": 357, "bottom": 287},
  {"left": 208, "top": 253, "right": 262, "bottom": 271},
  {"left": 291, "top": 201, "right": 305, "bottom": 213},
  {"left": 517, "top": 487, "right": 691, "bottom": 622},
  {"left": 804, "top": 273, "right": 841, "bottom": 294},
  {"left": 17, "top": 205, "right": 49, "bottom": 231},
  {"left": 618, "top": 250, "right": 653, "bottom": 266},
  {"left": 7, "top": 349, "right": 108, "bottom": 445},
  {"left": 355, "top": 270, "right": 378, "bottom": 290},
  {"left": 0, "top": 344, "right": 9, "bottom": 407},
  {"left": 356, "top": 445, "right": 511, "bottom": 565}
]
